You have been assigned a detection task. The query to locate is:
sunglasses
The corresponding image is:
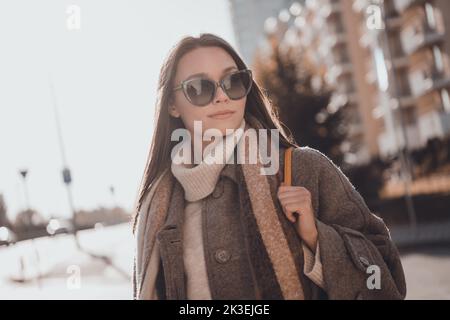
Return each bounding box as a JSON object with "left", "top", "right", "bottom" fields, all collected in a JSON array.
[{"left": 172, "top": 69, "right": 253, "bottom": 107}]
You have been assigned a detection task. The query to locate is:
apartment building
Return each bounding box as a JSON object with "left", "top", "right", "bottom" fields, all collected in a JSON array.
[
  {"left": 256, "top": 0, "right": 450, "bottom": 160},
  {"left": 353, "top": 0, "right": 450, "bottom": 157}
]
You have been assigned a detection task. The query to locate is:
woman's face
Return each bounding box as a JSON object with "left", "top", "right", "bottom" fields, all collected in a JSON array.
[{"left": 169, "top": 46, "right": 246, "bottom": 137}]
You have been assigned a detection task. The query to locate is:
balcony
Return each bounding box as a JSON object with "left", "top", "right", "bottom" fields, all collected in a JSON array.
[
  {"left": 415, "top": 31, "right": 446, "bottom": 53},
  {"left": 440, "top": 111, "right": 450, "bottom": 135},
  {"left": 410, "top": 71, "right": 450, "bottom": 98},
  {"left": 401, "top": 125, "right": 423, "bottom": 150},
  {"left": 386, "top": 15, "right": 403, "bottom": 30},
  {"left": 391, "top": 55, "right": 409, "bottom": 69},
  {"left": 418, "top": 110, "right": 450, "bottom": 142},
  {"left": 383, "top": 76, "right": 416, "bottom": 108},
  {"left": 402, "top": 26, "right": 445, "bottom": 55},
  {"left": 398, "top": 94, "right": 416, "bottom": 108},
  {"left": 429, "top": 76, "right": 450, "bottom": 93},
  {"left": 378, "top": 124, "right": 423, "bottom": 156},
  {"left": 393, "top": 0, "right": 427, "bottom": 12}
]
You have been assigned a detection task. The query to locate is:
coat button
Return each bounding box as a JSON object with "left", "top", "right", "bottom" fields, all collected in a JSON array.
[
  {"left": 359, "top": 256, "right": 370, "bottom": 268},
  {"left": 214, "top": 249, "right": 231, "bottom": 263}
]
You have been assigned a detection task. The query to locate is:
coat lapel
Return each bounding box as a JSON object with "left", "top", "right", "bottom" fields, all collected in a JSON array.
[
  {"left": 156, "top": 181, "right": 187, "bottom": 299},
  {"left": 239, "top": 138, "right": 305, "bottom": 299}
]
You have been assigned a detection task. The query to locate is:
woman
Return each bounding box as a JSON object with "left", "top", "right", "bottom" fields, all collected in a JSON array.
[{"left": 132, "top": 33, "right": 406, "bottom": 300}]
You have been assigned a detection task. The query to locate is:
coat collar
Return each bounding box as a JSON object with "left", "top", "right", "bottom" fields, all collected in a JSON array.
[
  {"left": 158, "top": 161, "right": 238, "bottom": 241},
  {"left": 161, "top": 145, "right": 286, "bottom": 231},
  {"left": 219, "top": 162, "right": 238, "bottom": 183}
]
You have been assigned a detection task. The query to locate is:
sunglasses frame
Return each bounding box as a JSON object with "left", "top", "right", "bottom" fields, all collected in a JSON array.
[{"left": 172, "top": 69, "right": 253, "bottom": 107}]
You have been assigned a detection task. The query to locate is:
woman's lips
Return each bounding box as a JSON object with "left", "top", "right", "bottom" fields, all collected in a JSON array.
[{"left": 208, "top": 111, "right": 235, "bottom": 119}]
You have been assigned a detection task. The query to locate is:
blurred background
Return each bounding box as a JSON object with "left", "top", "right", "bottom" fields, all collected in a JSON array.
[{"left": 1, "top": 0, "right": 450, "bottom": 299}]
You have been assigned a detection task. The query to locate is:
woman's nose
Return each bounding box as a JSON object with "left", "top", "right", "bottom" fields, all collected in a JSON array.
[{"left": 213, "top": 85, "right": 229, "bottom": 104}]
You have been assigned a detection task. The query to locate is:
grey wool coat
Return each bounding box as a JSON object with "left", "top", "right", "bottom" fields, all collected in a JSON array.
[{"left": 135, "top": 146, "right": 407, "bottom": 300}]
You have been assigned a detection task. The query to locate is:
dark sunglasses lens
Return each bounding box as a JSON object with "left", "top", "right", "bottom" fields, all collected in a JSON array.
[
  {"left": 222, "top": 71, "right": 252, "bottom": 100},
  {"left": 184, "top": 79, "right": 215, "bottom": 106}
]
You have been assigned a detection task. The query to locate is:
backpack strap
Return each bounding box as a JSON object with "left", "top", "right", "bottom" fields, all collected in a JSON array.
[{"left": 283, "top": 147, "right": 294, "bottom": 186}]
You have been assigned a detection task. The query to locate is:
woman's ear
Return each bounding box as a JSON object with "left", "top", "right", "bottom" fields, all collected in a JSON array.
[{"left": 169, "top": 105, "right": 181, "bottom": 118}]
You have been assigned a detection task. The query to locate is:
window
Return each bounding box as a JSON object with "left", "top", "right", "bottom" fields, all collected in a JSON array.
[
  {"left": 425, "top": 3, "right": 436, "bottom": 30},
  {"left": 432, "top": 46, "right": 444, "bottom": 73},
  {"left": 441, "top": 89, "right": 450, "bottom": 113}
]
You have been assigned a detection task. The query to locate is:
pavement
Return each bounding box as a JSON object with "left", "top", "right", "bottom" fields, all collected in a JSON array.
[{"left": 400, "top": 245, "right": 450, "bottom": 299}]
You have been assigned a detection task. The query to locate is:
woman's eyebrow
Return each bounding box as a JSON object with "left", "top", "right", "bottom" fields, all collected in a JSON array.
[
  {"left": 221, "top": 66, "right": 238, "bottom": 74},
  {"left": 184, "top": 66, "right": 238, "bottom": 81}
]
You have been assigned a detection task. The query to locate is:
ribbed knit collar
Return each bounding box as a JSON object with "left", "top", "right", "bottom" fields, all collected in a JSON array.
[{"left": 171, "top": 119, "right": 246, "bottom": 202}]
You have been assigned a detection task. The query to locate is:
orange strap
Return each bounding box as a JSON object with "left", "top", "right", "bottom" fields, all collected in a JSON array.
[{"left": 284, "top": 147, "right": 293, "bottom": 186}]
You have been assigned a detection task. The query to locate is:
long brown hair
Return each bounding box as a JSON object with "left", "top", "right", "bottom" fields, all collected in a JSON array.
[{"left": 132, "top": 33, "right": 297, "bottom": 232}]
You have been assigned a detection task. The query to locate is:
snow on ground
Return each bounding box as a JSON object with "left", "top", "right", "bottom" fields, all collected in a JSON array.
[{"left": 0, "top": 223, "right": 134, "bottom": 300}]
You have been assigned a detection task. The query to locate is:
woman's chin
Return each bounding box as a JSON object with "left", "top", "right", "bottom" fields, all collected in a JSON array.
[{"left": 204, "top": 118, "right": 243, "bottom": 136}]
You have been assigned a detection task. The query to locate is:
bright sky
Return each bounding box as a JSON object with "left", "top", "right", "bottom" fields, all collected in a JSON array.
[{"left": 0, "top": 0, "right": 236, "bottom": 220}]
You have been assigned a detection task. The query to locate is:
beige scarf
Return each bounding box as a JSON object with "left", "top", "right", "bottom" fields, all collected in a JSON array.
[{"left": 134, "top": 118, "right": 305, "bottom": 300}]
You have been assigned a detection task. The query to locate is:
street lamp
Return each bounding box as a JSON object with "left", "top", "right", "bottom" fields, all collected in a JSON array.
[
  {"left": 17, "top": 169, "right": 42, "bottom": 288},
  {"left": 48, "top": 75, "right": 130, "bottom": 281},
  {"left": 109, "top": 185, "right": 117, "bottom": 208},
  {"left": 18, "top": 169, "right": 31, "bottom": 211},
  {"left": 48, "top": 76, "right": 81, "bottom": 249}
]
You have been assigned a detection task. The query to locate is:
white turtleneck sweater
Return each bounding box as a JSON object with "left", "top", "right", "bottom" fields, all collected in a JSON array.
[{"left": 171, "top": 119, "right": 324, "bottom": 300}]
